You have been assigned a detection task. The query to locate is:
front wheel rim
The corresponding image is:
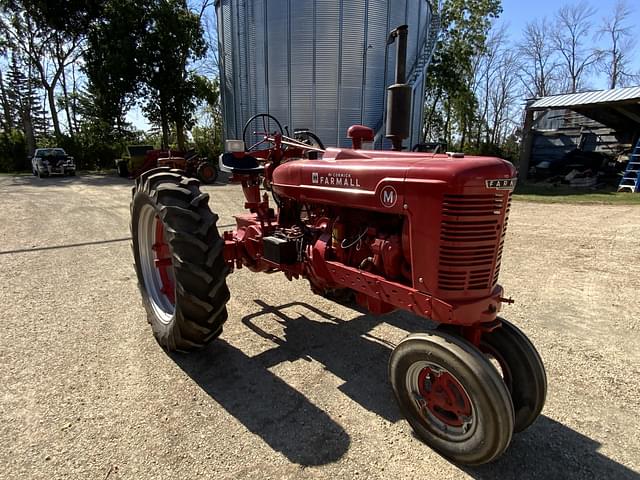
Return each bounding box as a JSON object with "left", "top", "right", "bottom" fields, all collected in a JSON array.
[
  {"left": 138, "top": 204, "right": 176, "bottom": 324},
  {"left": 405, "top": 361, "right": 476, "bottom": 441}
]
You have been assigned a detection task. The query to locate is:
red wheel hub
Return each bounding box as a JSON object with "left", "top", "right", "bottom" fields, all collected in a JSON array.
[
  {"left": 417, "top": 367, "right": 472, "bottom": 427},
  {"left": 200, "top": 165, "right": 214, "bottom": 179},
  {"left": 152, "top": 217, "right": 175, "bottom": 304}
]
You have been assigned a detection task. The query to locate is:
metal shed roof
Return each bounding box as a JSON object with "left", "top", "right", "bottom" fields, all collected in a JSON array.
[
  {"left": 530, "top": 86, "right": 640, "bottom": 109},
  {"left": 527, "top": 86, "right": 640, "bottom": 131}
]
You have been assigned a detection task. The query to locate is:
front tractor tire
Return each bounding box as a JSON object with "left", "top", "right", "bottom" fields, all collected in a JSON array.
[
  {"left": 480, "top": 318, "right": 547, "bottom": 432},
  {"left": 438, "top": 319, "right": 547, "bottom": 433},
  {"left": 389, "top": 332, "right": 515, "bottom": 465},
  {"left": 196, "top": 162, "right": 218, "bottom": 184},
  {"left": 131, "top": 168, "right": 230, "bottom": 351}
]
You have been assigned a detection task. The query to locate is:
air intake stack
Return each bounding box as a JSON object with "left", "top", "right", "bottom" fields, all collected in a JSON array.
[{"left": 386, "top": 25, "right": 412, "bottom": 151}]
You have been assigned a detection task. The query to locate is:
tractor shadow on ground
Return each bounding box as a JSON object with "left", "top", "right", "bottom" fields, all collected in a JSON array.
[
  {"left": 171, "top": 337, "right": 351, "bottom": 466},
  {"left": 173, "top": 299, "right": 637, "bottom": 477},
  {"left": 240, "top": 299, "right": 431, "bottom": 423},
  {"left": 462, "top": 415, "right": 639, "bottom": 479}
]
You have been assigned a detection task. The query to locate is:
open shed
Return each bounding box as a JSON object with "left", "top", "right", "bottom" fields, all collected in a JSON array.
[{"left": 519, "top": 86, "right": 640, "bottom": 179}]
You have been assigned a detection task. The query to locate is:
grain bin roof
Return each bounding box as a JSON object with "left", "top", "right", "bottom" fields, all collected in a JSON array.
[{"left": 528, "top": 86, "right": 640, "bottom": 131}]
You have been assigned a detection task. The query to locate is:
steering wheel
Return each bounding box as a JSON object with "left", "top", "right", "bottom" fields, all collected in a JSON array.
[{"left": 242, "top": 114, "right": 284, "bottom": 151}]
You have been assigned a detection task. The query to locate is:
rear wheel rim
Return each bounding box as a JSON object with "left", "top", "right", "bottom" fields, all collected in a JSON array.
[
  {"left": 138, "top": 204, "right": 175, "bottom": 324},
  {"left": 405, "top": 361, "right": 476, "bottom": 441}
]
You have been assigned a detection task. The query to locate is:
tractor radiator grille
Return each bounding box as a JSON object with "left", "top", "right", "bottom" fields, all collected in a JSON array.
[{"left": 438, "top": 193, "right": 511, "bottom": 292}]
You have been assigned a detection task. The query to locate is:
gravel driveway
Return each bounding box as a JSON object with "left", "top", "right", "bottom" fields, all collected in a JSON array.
[{"left": 1, "top": 173, "right": 638, "bottom": 479}]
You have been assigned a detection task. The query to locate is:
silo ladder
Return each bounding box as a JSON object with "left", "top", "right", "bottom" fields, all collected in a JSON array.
[{"left": 408, "top": 14, "right": 442, "bottom": 85}]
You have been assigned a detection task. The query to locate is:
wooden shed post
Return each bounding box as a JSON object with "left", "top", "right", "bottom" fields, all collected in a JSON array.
[{"left": 519, "top": 102, "right": 536, "bottom": 180}]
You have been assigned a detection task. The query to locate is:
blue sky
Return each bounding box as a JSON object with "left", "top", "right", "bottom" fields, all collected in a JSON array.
[
  {"left": 501, "top": 0, "right": 640, "bottom": 89},
  {"left": 501, "top": 0, "right": 639, "bottom": 36}
]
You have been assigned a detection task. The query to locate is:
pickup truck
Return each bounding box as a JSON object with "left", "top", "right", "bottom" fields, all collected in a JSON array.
[{"left": 31, "top": 148, "right": 76, "bottom": 178}]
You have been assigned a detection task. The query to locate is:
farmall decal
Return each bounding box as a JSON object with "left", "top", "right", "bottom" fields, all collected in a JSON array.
[
  {"left": 486, "top": 178, "right": 517, "bottom": 190},
  {"left": 311, "top": 171, "right": 361, "bottom": 188}
]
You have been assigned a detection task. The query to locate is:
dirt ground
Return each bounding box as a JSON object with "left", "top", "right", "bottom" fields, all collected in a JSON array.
[{"left": 0, "top": 173, "right": 638, "bottom": 480}]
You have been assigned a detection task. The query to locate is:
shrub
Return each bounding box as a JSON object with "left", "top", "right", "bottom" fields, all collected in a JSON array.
[{"left": 0, "top": 130, "right": 28, "bottom": 172}]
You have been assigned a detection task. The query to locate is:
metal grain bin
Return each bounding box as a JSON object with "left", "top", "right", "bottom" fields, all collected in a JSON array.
[{"left": 216, "top": 0, "right": 438, "bottom": 149}]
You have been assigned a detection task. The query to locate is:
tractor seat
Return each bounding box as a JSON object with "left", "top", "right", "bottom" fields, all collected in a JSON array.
[{"left": 220, "top": 152, "right": 264, "bottom": 174}]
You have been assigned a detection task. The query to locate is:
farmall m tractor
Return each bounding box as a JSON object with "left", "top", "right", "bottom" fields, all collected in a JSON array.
[{"left": 130, "top": 26, "right": 546, "bottom": 465}]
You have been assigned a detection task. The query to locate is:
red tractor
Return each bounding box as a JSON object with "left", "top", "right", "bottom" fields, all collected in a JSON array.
[
  {"left": 130, "top": 26, "right": 545, "bottom": 465},
  {"left": 117, "top": 146, "right": 218, "bottom": 184}
]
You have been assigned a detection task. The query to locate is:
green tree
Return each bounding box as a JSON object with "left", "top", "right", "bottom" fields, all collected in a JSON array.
[
  {"left": 5, "top": 53, "right": 48, "bottom": 153},
  {"left": 0, "top": 35, "right": 14, "bottom": 132},
  {"left": 83, "top": 0, "right": 150, "bottom": 133},
  {"left": 141, "top": 0, "right": 206, "bottom": 151},
  {"left": 1, "top": 3, "right": 83, "bottom": 140},
  {"left": 192, "top": 76, "right": 223, "bottom": 158},
  {"left": 424, "top": 0, "right": 502, "bottom": 148},
  {"left": 4, "top": 0, "right": 105, "bottom": 35},
  {"left": 0, "top": 129, "right": 27, "bottom": 172}
]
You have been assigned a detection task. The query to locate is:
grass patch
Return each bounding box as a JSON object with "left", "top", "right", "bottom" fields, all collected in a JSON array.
[{"left": 514, "top": 182, "right": 640, "bottom": 205}]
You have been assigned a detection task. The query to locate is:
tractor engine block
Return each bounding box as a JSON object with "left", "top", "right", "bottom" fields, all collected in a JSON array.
[{"left": 328, "top": 210, "right": 411, "bottom": 283}]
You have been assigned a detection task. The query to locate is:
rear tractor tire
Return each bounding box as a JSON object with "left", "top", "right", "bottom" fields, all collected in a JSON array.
[
  {"left": 389, "top": 332, "right": 515, "bottom": 465},
  {"left": 131, "top": 167, "right": 230, "bottom": 351}
]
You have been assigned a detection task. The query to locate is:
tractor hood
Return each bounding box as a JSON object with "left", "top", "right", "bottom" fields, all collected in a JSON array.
[{"left": 272, "top": 148, "right": 517, "bottom": 213}]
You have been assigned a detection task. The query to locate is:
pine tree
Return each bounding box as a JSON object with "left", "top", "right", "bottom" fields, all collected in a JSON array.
[{"left": 5, "top": 53, "right": 49, "bottom": 153}]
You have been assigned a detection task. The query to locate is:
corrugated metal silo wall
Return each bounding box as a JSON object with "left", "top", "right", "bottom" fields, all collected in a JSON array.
[{"left": 216, "top": 0, "right": 433, "bottom": 149}]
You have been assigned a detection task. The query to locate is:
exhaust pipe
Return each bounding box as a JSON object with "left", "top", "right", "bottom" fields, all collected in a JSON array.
[{"left": 386, "top": 25, "right": 412, "bottom": 151}]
